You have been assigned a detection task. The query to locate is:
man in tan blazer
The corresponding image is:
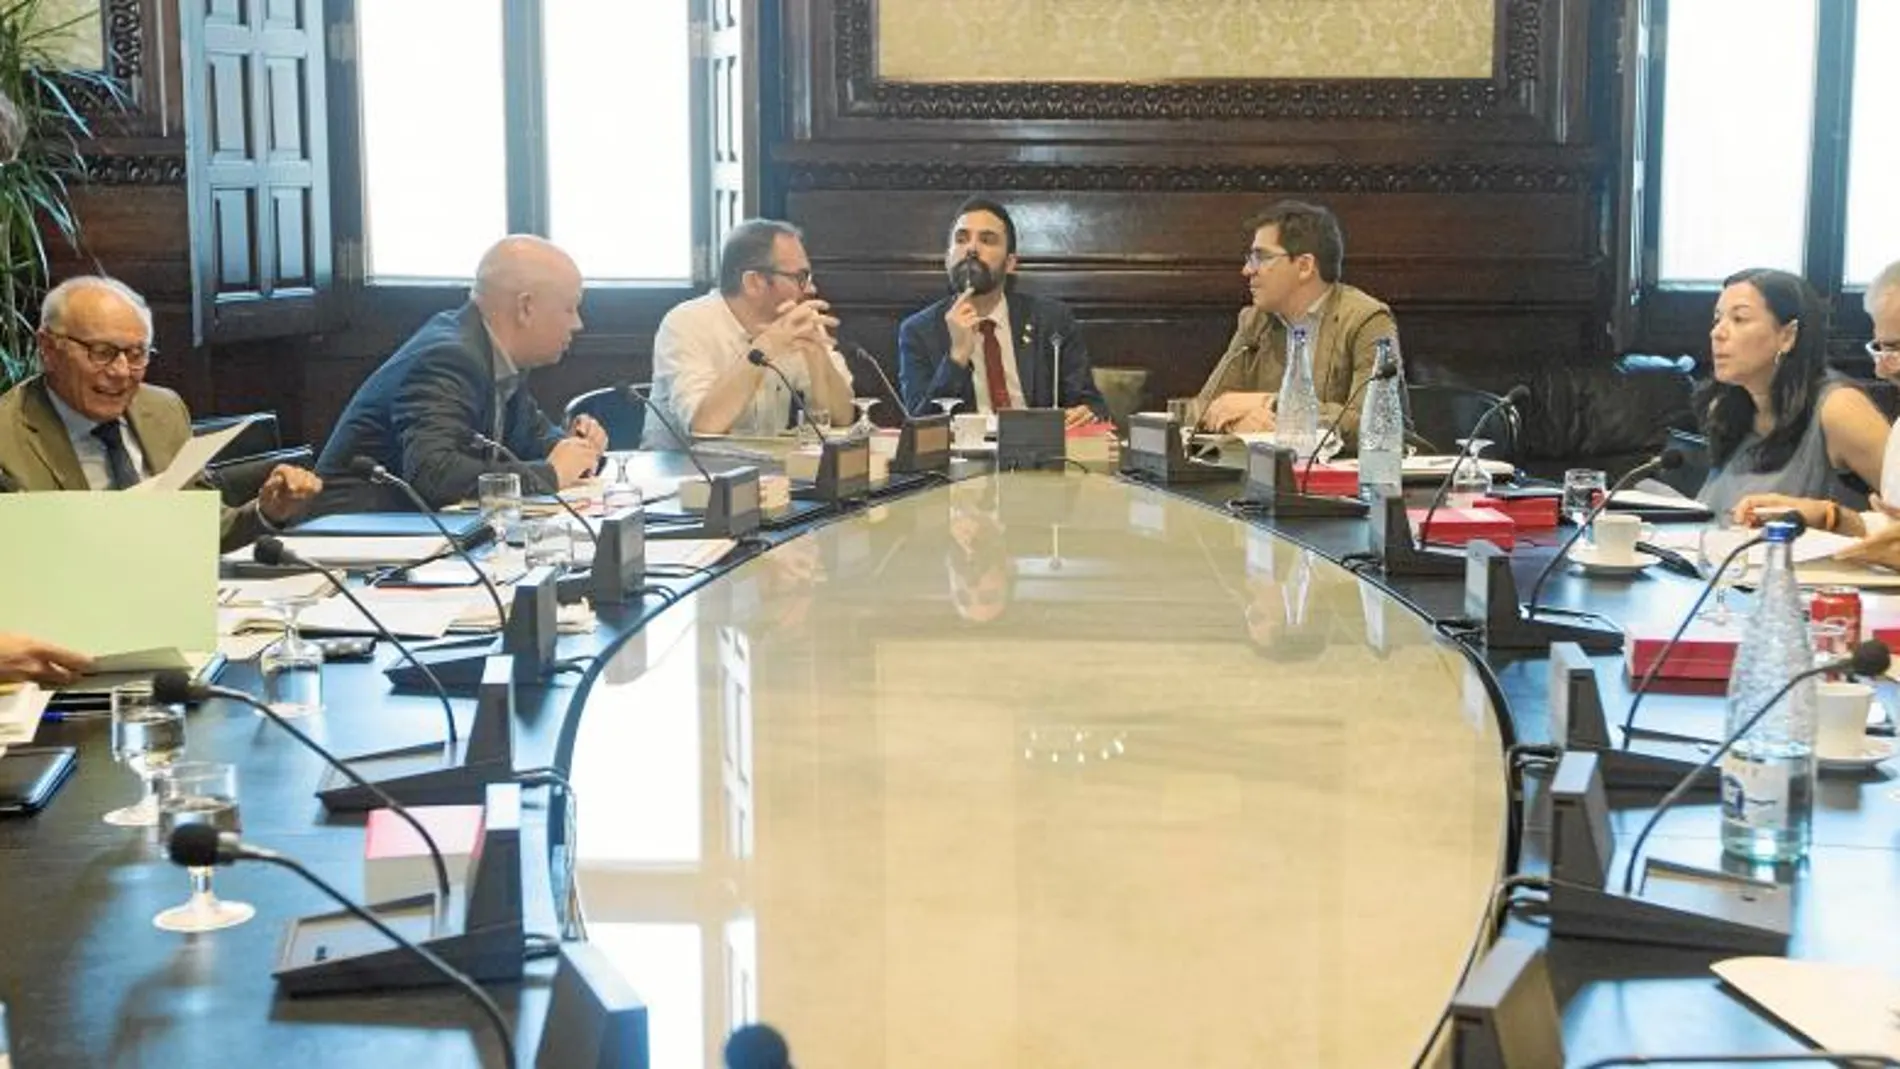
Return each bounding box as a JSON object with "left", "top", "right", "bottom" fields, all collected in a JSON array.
[
  {"left": 1191, "top": 200, "right": 1404, "bottom": 450},
  {"left": 0, "top": 276, "right": 321, "bottom": 551}
]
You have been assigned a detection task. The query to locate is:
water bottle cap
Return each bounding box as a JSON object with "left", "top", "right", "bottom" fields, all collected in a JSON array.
[{"left": 1761, "top": 519, "right": 1799, "bottom": 543}]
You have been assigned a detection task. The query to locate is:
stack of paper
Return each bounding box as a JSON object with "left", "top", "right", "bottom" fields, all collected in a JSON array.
[{"left": 0, "top": 683, "right": 49, "bottom": 759}]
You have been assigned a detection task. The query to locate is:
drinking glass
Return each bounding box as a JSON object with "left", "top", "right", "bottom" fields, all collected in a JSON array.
[
  {"left": 1811, "top": 617, "right": 1852, "bottom": 679},
  {"left": 1312, "top": 428, "right": 1345, "bottom": 465},
  {"left": 103, "top": 685, "right": 185, "bottom": 827},
  {"left": 931, "top": 398, "right": 962, "bottom": 418},
  {"left": 477, "top": 471, "right": 523, "bottom": 545},
  {"left": 259, "top": 594, "right": 324, "bottom": 719},
  {"left": 1562, "top": 468, "right": 1609, "bottom": 535},
  {"left": 153, "top": 761, "right": 254, "bottom": 933},
  {"left": 1449, "top": 438, "right": 1494, "bottom": 506},
  {"left": 1696, "top": 520, "right": 1750, "bottom": 624},
  {"left": 804, "top": 406, "right": 832, "bottom": 446},
  {"left": 602, "top": 454, "right": 643, "bottom": 515},
  {"left": 850, "top": 397, "right": 880, "bottom": 438},
  {"left": 523, "top": 516, "right": 575, "bottom": 570}
]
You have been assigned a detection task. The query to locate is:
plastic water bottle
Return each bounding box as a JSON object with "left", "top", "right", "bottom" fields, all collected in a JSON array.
[
  {"left": 1357, "top": 337, "right": 1404, "bottom": 499},
  {"left": 1720, "top": 519, "right": 1816, "bottom": 863},
  {"left": 1277, "top": 325, "right": 1320, "bottom": 456}
]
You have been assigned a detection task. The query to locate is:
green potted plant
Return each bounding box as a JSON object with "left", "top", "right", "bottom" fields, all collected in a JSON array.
[{"left": 0, "top": 0, "right": 125, "bottom": 394}]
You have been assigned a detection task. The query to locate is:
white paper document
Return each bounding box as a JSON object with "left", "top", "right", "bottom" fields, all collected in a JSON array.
[
  {"left": 130, "top": 417, "right": 260, "bottom": 493},
  {"left": 0, "top": 683, "right": 49, "bottom": 749},
  {"left": 219, "top": 572, "right": 335, "bottom": 607}
]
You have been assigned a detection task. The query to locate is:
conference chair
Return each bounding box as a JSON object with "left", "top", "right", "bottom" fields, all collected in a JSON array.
[
  {"left": 203, "top": 444, "right": 316, "bottom": 508},
  {"left": 1407, "top": 383, "right": 1522, "bottom": 464},
  {"left": 564, "top": 386, "right": 645, "bottom": 451}
]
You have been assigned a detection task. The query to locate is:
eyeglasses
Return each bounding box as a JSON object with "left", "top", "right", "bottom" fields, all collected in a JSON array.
[
  {"left": 755, "top": 267, "right": 815, "bottom": 288},
  {"left": 47, "top": 331, "right": 155, "bottom": 369},
  {"left": 1868, "top": 339, "right": 1900, "bottom": 358},
  {"left": 1244, "top": 249, "right": 1291, "bottom": 269}
]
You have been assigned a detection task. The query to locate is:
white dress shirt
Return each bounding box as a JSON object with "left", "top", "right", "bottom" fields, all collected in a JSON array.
[
  {"left": 47, "top": 387, "right": 147, "bottom": 489},
  {"left": 643, "top": 290, "right": 851, "bottom": 448},
  {"left": 1860, "top": 421, "right": 1900, "bottom": 535},
  {"left": 968, "top": 294, "right": 1025, "bottom": 413}
]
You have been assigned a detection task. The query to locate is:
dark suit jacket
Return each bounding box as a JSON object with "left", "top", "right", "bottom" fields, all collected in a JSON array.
[
  {"left": 0, "top": 376, "right": 268, "bottom": 551},
  {"left": 897, "top": 291, "right": 1109, "bottom": 420},
  {"left": 313, "top": 302, "right": 565, "bottom": 514}
]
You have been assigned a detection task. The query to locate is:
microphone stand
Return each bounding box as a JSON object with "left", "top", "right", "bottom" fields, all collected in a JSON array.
[
  {"left": 468, "top": 432, "right": 596, "bottom": 543},
  {"left": 1416, "top": 386, "right": 1527, "bottom": 550},
  {"left": 156, "top": 673, "right": 453, "bottom": 904},
  {"left": 169, "top": 827, "right": 517, "bottom": 1069},
  {"left": 353, "top": 458, "right": 509, "bottom": 628},
  {"left": 845, "top": 343, "right": 951, "bottom": 476},
  {"left": 748, "top": 348, "right": 871, "bottom": 503},
  {"left": 1523, "top": 451, "right": 1678, "bottom": 614},
  {"left": 621, "top": 384, "right": 762, "bottom": 540},
  {"left": 255, "top": 536, "right": 459, "bottom": 744}
]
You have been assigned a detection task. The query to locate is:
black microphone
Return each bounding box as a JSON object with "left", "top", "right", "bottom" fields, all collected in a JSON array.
[
  {"left": 1576, "top": 1052, "right": 1900, "bottom": 1067},
  {"left": 167, "top": 825, "right": 517, "bottom": 1069},
  {"left": 349, "top": 456, "right": 509, "bottom": 629},
  {"left": 1618, "top": 511, "right": 1806, "bottom": 739},
  {"left": 621, "top": 383, "right": 716, "bottom": 484},
  {"left": 1524, "top": 449, "right": 1686, "bottom": 612},
  {"left": 1619, "top": 639, "right": 1891, "bottom": 895},
  {"left": 1302, "top": 355, "right": 1402, "bottom": 476},
  {"left": 1416, "top": 384, "right": 1530, "bottom": 548},
  {"left": 724, "top": 1022, "right": 793, "bottom": 1069},
  {"left": 151, "top": 670, "right": 452, "bottom": 902},
  {"left": 468, "top": 432, "right": 597, "bottom": 542},
  {"left": 746, "top": 348, "right": 829, "bottom": 443},
  {"left": 843, "top": 342, "right": 909, "bottom": 425},
  {"left": 253, "top": 535, "right": 459, "bottom": 745}
]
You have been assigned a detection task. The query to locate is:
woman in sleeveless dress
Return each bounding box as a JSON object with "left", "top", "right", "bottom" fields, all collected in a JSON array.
[{"left": 1696, "top": 268, "right": 1889, "bottom": 531}]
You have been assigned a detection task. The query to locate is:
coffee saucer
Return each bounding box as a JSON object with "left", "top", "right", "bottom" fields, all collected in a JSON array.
[
  {"left": 1568, "top": 544, "right": 1661, "bottom": 577},
  {"left": 1817, "top": 737, "right": 1897, "bottom": 773}
]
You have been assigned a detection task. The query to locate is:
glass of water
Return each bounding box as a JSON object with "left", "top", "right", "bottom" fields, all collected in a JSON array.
[
  {"left": 103, "top": 685, "right": 185, "bottom": 827},
  {"left": 1563, "top": 468, "right": 1609, "bottom": 535},
  {"left": 153, "top": 761, "right": 254, "bottom": 933},
  {"left": 931, "top": 397, "right": 962, "bottom": 418},
  {"left": 259, "top": 594, "right": 324, "bottom": 719},
  {"left": 801, "top": 405, "right": 832, "bottom": 446},
  {"left": 1449, "top": 438, "right": 1495, "bottom": 506},
  {"left": 602, "top": 454, "right": 643, "bottom": 515},
  {"left": 849, "top": 397, "right": 880, "bottom": 438},
  {"left": 523, "top": 516, "right": 575, "bottom": 570},
  {"left": 477, "top": 471, "right": 523, "bottom": 545}
]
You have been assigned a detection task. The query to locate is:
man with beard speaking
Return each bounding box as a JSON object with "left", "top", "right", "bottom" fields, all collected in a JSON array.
[{"left": 897, "top": 197, "right": 1108, "bottom": 426}]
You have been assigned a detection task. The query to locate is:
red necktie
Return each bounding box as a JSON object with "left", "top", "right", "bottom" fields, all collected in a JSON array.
[{"left": 977, "top": 320, "right": 1012, "bottom": 411}]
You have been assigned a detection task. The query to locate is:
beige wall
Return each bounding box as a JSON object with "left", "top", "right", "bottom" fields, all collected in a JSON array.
[
  {"left": 35, "top": 0, "right": 103, "bottom": 71},
  {"left": 877, "top": 0, "right": 1495, "bottom": 82}
]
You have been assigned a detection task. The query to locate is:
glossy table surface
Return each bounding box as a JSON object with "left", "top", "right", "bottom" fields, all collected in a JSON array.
[{"left": 566, "top": 472, "right": 1510, "bottom": 1067}]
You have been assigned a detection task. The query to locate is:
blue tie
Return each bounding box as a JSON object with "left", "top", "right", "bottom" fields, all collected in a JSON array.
[{"left": 91, "top": 420, "right": 140, "bottom": 490}]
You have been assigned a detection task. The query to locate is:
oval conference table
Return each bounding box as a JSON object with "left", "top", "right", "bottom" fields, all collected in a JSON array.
[
  {"left": 8, "top": 458, "right": 1900, "bottom": 1067},
  {"left": 562, "top": 472, "right": 1508, "bottom": 1068}
]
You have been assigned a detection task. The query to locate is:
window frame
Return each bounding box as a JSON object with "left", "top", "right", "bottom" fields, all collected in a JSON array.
[
  {"left": 323, "top": 0, "right": 734, "bottom": 330},
  {"left": 1631, "top": 0, "right": 1874, "bottom": 361}
]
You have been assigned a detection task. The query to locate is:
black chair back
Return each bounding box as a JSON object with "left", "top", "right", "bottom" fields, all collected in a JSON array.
[
  {"left": 203, "top": 444, "right": 315, "bottom": 508},
  {"left": 1406, "top": 384, "right": 1522, "bottom": 464},
  {"left": 565, "top": 387, "right": 645, "bottom": 451},
  {"left": 190, "top": 412, "right": 281, "bottom": 459},
  {"left": 1659, "top": 428, "right": 1709, "bottom": 497}
]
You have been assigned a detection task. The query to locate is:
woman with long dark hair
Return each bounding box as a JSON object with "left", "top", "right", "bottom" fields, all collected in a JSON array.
[{"left": 1696, "top": 268, "right": 1888, "bottom": 523}]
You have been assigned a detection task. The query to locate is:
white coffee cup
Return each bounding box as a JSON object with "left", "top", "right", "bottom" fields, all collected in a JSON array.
[
  {"left": 1815, "top": 680, "right": 1875, "bottom": 760},
  {"left": 1591, "top": 512, "right": 1642, "bottom": 562},
  {"left": 953, "top": 413, "right": 988, "bottom": 448}
]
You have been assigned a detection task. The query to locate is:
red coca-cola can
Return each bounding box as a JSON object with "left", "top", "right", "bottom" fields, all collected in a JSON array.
[{"left": 1810, "top": 586, "right": 1863, "bottom": 643}]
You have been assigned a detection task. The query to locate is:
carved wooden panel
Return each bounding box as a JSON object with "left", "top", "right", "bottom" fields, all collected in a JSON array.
[{"left": 183, "top": 0, "right": 330, "bottom": 343}]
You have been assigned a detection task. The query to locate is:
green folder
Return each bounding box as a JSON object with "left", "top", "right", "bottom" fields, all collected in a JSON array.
[{"left": 0, "top": 490, "right": 221, "bottom": 668}]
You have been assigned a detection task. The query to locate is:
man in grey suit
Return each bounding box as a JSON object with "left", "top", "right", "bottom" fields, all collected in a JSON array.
[
  {"left": 0, "top": 276, "right": 321, "bottom": 551},
  {"left": 898, "top": 196, "right": 1108, "bottom": 425}
]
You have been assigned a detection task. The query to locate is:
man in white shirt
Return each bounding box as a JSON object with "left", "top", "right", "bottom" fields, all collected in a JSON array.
[{"left": 642, "top": 219, "right": 854, "bottom": 447}]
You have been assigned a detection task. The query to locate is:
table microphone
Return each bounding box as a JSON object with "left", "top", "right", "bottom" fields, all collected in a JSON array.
[
  {"left": 1302, "top": 358, "right": 1401, "bottom": 476},
  {"left": 349, "top": 456, "right": 509, "bottom": 628},
  {"left": 1618, "top": 514, "right": 1803, "bottom": 739},
  {"left": 152, "top": 670, "right": 452, "bottom": 902},
  {"left": 1575, "top": 1053, "right": 1900, "bottom": 1067},
  {"left": 468, "top": 432, "right": 596, "bottom": 542},
  {"left": 1417, "top": 384, "right": 1530, "bottom": 548},
  {"left": 724, "top": 1022, "right": 792, "bottom": 1069},
  {"left": 843, "top": 341, "right": 909, "bottom": 423},
  {"left": 1618, "top": 639, "right": 1890, "bottom": 896},
  {"left": 253, "top": 535, "right": 459, "bottom": 745},
  {"left": 166, "top": 824, "right": 516, "bottom": 1069},
  {"left": 620, "top": 383, "right": 717, "bottom": 483},
  {"left": 747, "top": 348, "right": 829, "bottom": 443},
  {"left": 1524, "top": 448, "right": 1685, "bottom": 612}
]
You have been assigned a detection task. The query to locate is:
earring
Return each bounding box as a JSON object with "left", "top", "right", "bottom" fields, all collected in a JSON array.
[{"left": 1774, "top": 350, "right": 1787, "bottom": 367}]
